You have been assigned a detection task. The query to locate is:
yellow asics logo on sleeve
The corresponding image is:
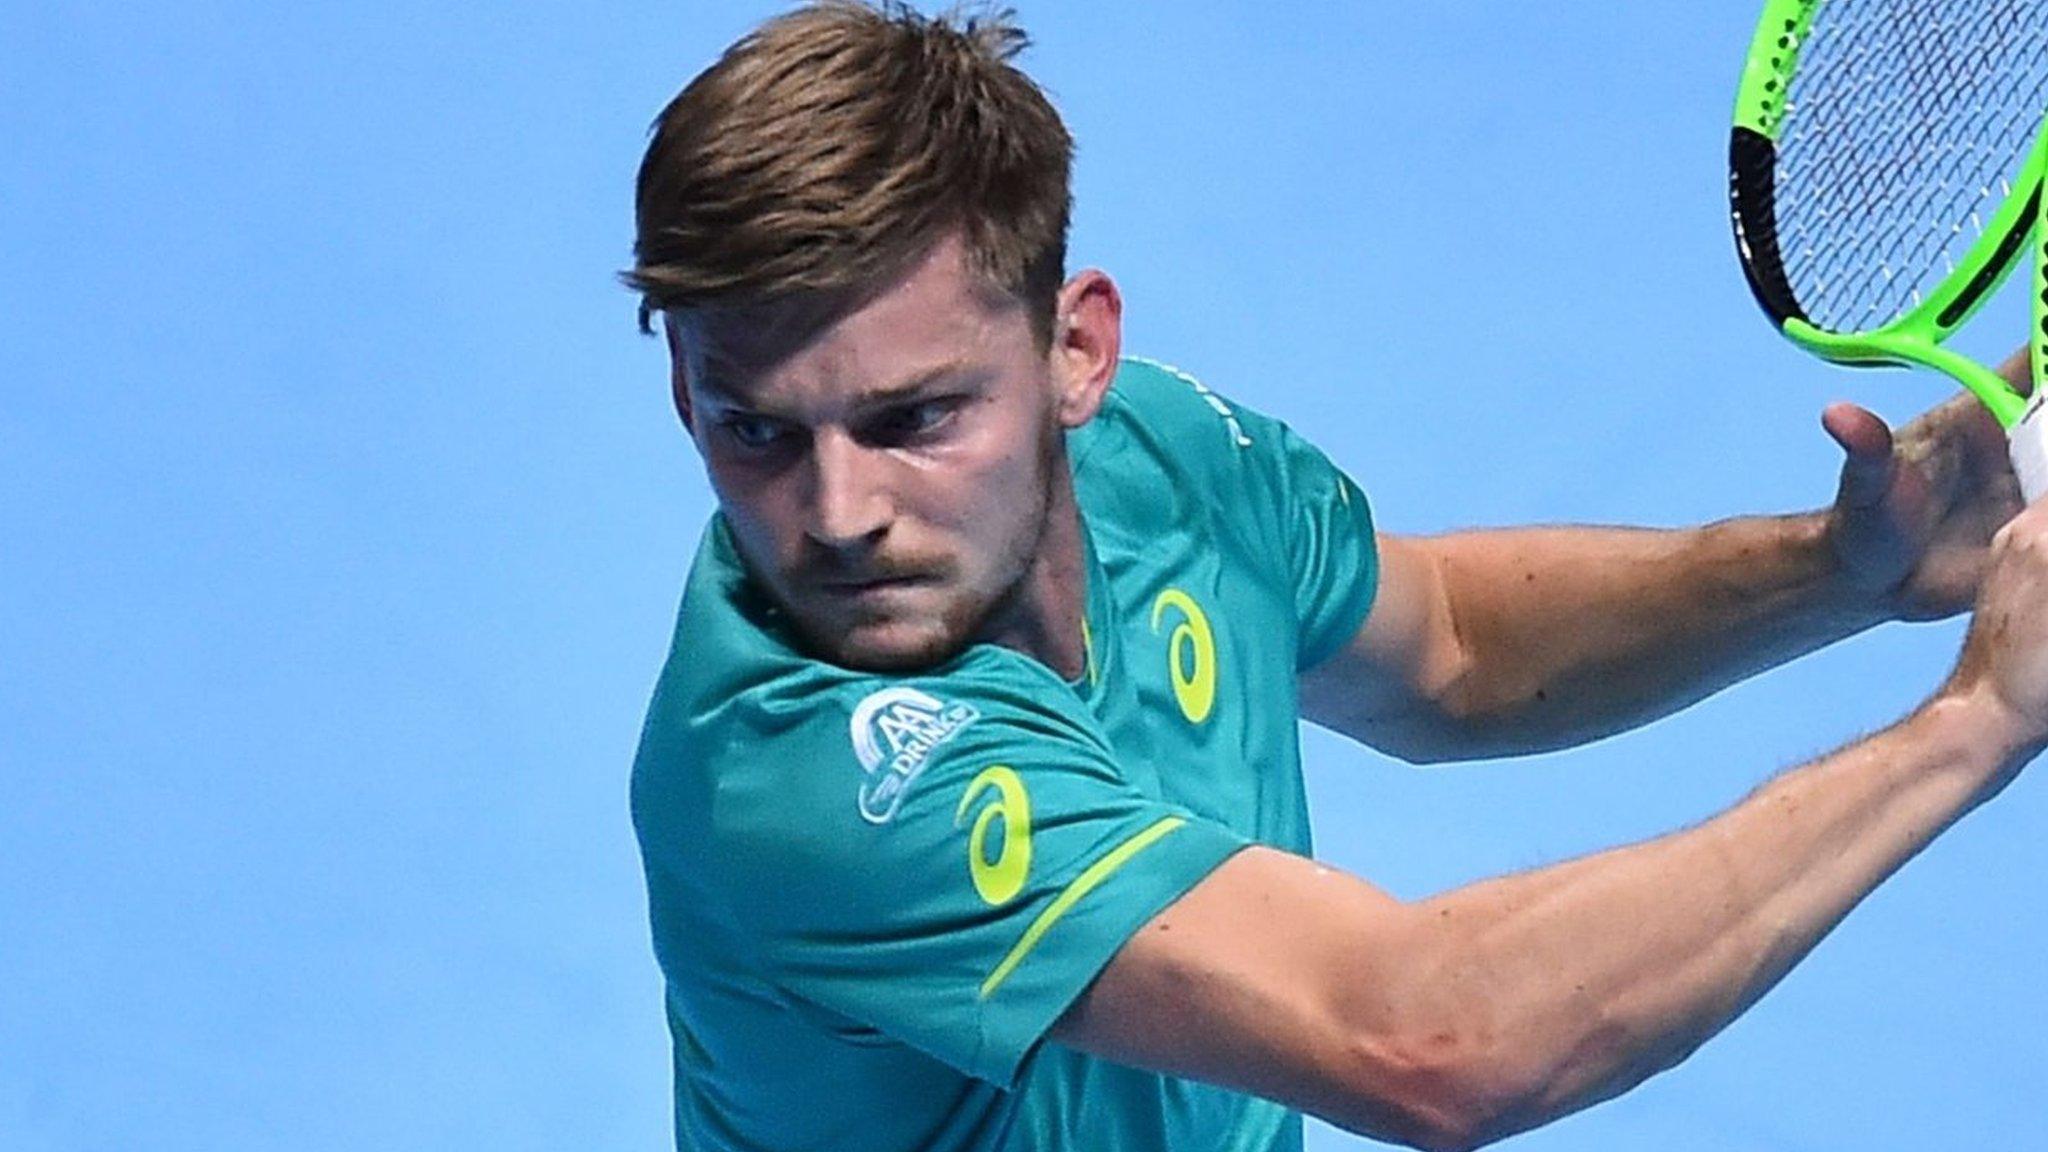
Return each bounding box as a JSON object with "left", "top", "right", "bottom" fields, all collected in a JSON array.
[
  {"left": 1150, "top": 588, "right": 1217, "bottom": 724},
  {"left": 957, "top": 766, "right": 1032, "bottom": 906}
]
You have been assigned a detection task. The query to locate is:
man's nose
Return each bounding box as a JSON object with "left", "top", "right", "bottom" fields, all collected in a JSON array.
[{"left": 804, "top": 430, "right": 891, "bottom": 549}]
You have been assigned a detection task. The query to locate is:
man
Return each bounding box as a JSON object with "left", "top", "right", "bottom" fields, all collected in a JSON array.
[{"left": 625, "top": 4, "right": 2044, "bottom": 1149}]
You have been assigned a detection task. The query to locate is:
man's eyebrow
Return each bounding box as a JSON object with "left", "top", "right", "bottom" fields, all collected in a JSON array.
[
  {"left": 849, "top": 361, "right": 985, "bottom": 409},
  {"left": 694, "top": 361, "right": 986, "bottom": 414},
  {"left": 692, "top": 375, "right": 749, "bottom": 407}
]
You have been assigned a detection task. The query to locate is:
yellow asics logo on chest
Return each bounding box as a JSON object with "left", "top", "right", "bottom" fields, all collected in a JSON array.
[
  {"left": 957, "top": 766, "right": 1032, "bottom": 906},
  {"left": 1150, "top": 588, "right": 1217, "bottom": 724}
]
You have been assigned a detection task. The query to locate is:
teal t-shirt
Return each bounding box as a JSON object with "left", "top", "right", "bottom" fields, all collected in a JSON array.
[{"left": 631, "top": 358, "right": 1379, "bottom": 1151}]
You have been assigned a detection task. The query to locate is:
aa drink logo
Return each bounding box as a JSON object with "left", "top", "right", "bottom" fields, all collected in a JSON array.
[{"left": 851, "top": 687, "right": 980, "bottom": 824}]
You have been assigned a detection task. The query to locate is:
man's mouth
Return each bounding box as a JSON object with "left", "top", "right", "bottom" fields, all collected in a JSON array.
[{"left": 816, "top": 573, "right": 933, "bottom": 596}]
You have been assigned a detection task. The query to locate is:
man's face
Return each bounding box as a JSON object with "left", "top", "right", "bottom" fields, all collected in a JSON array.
[{"left": 676, "top": 236, "right": 1066, "bottom": 671}]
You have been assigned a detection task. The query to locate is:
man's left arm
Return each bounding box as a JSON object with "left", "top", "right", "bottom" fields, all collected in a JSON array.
[{"left": 1302, "top": 351, "right": 2029, "bottom": 763}]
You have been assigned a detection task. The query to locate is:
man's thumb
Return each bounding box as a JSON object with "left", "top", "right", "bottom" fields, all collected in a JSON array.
[{"left": 1823, "top": 401, "right": 1895, "bottom": 507}]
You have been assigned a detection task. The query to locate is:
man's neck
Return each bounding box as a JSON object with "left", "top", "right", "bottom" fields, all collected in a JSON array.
[{"left": 972, "top": 472, "right": 1089, "bottom": 682}]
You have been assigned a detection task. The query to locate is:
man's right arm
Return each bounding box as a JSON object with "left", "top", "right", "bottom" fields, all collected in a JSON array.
[{"left": 1052, "top": 508, "right": 2048, "bottom": 1152}]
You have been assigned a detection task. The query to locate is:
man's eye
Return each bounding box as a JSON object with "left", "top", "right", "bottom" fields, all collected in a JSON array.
[
  {"left": 878, "top": 400, "right": 956, "bottom": 441},
  {"left": 723, "top": 416, "right": 786, "bottom": 450}
]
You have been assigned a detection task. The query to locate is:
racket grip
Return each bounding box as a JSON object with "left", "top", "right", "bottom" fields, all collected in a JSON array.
[{"left": 2008, "top": 391, "right": 2048, "bottom": 504}]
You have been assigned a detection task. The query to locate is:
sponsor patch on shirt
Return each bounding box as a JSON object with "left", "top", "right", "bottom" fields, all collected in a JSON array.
[{"left": 850, "top": 687, "right": 980, "bottom": 824}]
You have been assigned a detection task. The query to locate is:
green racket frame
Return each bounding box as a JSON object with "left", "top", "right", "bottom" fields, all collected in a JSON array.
[
  {"left": 2037, "top": 161, "right": 2048, "bottom": 397},
  {"left": 1730, "top": 0, "right": 2048, "bottom": 431}
]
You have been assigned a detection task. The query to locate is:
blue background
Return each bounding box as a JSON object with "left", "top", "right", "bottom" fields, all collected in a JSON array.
[{"left": 4, "top": 3, "right": 2041, "bottom": 1148}]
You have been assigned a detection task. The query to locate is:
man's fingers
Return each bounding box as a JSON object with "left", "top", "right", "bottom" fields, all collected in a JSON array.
[{"left": 1824, "top": 401, "right": 1895, "bottom": 507}]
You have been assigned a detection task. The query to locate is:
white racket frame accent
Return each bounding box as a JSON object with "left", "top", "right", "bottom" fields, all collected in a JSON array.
[{"left": 2011, "top": 391, "right": 2048, "bottom": 504}]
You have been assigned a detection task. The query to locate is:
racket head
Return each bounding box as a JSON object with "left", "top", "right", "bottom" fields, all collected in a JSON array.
[{"left": 1729, "top": 0, "right": 2048, "bottom": 426}]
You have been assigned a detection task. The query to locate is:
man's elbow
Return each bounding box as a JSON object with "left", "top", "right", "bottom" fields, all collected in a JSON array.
[
  {"left": 1319, "top": 1031, "right": 1505, "bottom": 1152},
  {"left": 1347, "top": 700, "right": 1510, "bottom": 767},
  {"left": 1357, "top": 723, "right": 1478, "bottom": 767},
  {"left": 1320, "top": 675, "right": 1485, "bottom": 766},
  {"left": 1327, "top": 1005, "right": 1607, "bottom": 1152},
  {"left": 1331, "top": 655, "right": 1551, "bottom": 767},
  {"left": 1355, "top": 678, "right": 1578, "bottom": 766}
]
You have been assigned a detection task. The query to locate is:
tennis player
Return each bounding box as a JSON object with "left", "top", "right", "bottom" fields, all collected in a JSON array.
[{"left": 626, "top": 5, "right": 2044, "bottom": 1149}]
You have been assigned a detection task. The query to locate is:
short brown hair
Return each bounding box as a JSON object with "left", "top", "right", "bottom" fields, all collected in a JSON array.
[{"left": 624, "top": 1, "right": 1074, "bottom": 349}]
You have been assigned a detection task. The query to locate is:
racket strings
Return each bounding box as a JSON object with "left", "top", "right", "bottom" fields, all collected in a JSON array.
[
  {"left": 1788, "top": 7, "right": 2035, "bottom": 277},
  {"left": 1786, "top": 7, "right": 2037, "bottom": 315},
  {"left": 1773, "top": 0, "right": 2048, "bottom": 332}
]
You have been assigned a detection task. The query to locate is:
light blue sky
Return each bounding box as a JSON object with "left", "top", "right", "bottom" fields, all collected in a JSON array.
[{"left": 4, "top": 3, "right": 2042, "bottom": 1149}]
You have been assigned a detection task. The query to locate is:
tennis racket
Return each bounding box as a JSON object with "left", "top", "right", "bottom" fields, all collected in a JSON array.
[{"left": 1728, "top": 1, "right": 2048, "bottom": 498}]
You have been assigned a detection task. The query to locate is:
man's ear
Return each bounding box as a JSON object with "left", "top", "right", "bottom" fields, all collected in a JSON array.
[
  {"left": 663, "top": 315, "right": 695, "bottom": 435},
  {"left": 1050, "top": 270, "right": 1123, "bottom": 429}
]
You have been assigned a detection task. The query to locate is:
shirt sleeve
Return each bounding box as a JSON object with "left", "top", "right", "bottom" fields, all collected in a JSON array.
[
  {"left": 1113, "top": 360, "right": 1380, "bottom": 670},
  {"left": 684, "top": 654, "right": 1250, "bottom": 1086},
  {"left": 1263, "top": 416, "right": 1380, "bottom": 669}
]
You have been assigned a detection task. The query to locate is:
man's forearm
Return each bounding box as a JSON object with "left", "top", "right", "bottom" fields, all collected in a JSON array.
[
  {"left": 1350, "top": 688, "right": 2032, "bottom": 1146},
  {"left": 1415, "top": 511, "right": 1882, "bottom": 756}
]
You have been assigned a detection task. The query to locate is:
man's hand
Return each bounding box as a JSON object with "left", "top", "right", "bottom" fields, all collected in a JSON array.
[
  {"left": 1823, "top": 350, "right": 2029, "bottom": 621},
  {"left": 1942, "top": 497, "right": 2048, "bottom": 754}
]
